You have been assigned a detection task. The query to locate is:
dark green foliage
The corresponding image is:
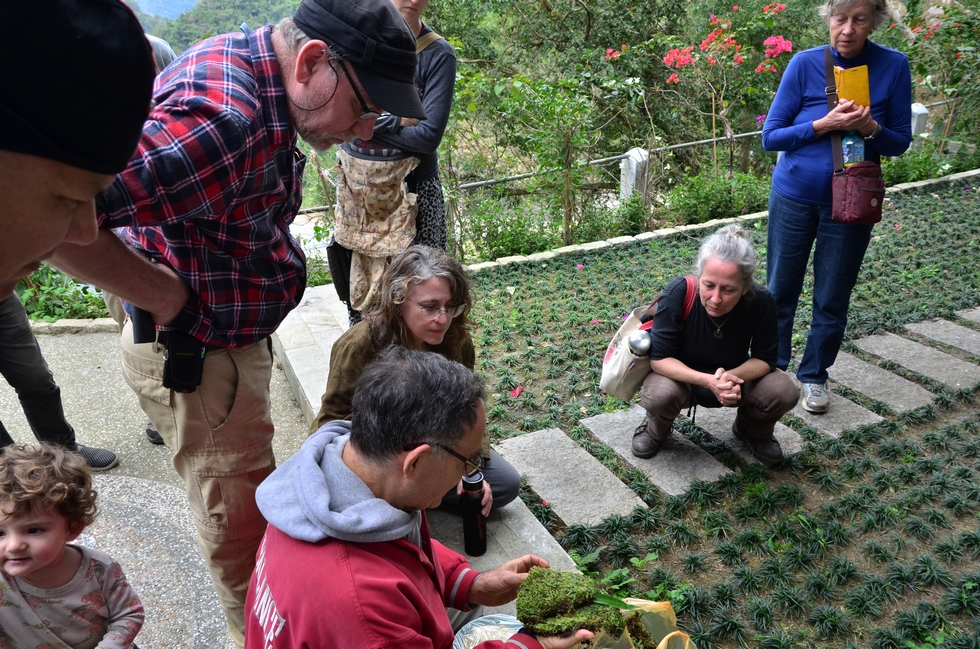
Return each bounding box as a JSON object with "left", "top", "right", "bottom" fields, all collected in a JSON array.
[
  {"left": 804, "top": 570, "right": 838, "bottom": 603},
  {"left": 647, "top": 566, "right": 679, "bottom": 593},
  {"left": 863, "top": 540, "right": 894, "bottom": 565},
  {"left": 844, "top": 586, "right": 884, "bottom": 619},
  {"left": 708, "top": 609, "right": 749, "bottom": 646},
  {"left": 771, "top": 586, "right": 807, "bottom": 619},
  {"left": 868, "top": 626, "right": 904, "bottom": 649},
  {"left": 630, "top": 506, "right": 664, "bottom": 533},
  {"left": 756, "top": 629, "right": 796, "bottom": 649},
  {"left": 810, "top": 465, "right": 844, "bottom": 493},
  {"left": 885, "top": 562, "right": 918, "bottom": 595},
  {"left": 935, "top": 536, "right": 964, "bottom": 564},
  {"left": 684, "top": 480, "right": 721, "bottom": 508},
  {"left": 701, "top": 510, "right": 734, "bottom": 541},
  {"left": 711, "top": 581, "right": 738, "bottom": 610},
  {"left": 560, "top": 523, "right": 600, "bottom": 554},
  {"left": 598, "top": 513, "right": 633, "bottom": 537},
  {"left": 608, "top": 532, "right": 641, "bottom": 567},
  {"left": 758, "top": 556, "right": 794, "bottom": 589},
  {"left": 808, "top": 604, "right": 852, "bottom": 638},
  {"left": 912, "top": 554, "right": 954, "bottom": 587},
  {"left": 714, "top": 540, "right": 744, "bottom": 567},
  {"left": 745, "top": 596, "right": 773, "bottom": 632},
  {"left": 676, "top": 585, "right": 714, "bottom": 622},
  {"left": 903, "top": 515, "right": 935, "bottom": 541},
  {"left": 681, "top": 552, "right": 708, "bottom": 574},
  {"left": 666, "top": 521, "right": 698, "bottom": 546}
]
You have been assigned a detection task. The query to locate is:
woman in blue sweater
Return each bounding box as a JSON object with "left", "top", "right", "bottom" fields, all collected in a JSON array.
[{"left": 762, "top": 0, "right": 912, "bottom": 413}]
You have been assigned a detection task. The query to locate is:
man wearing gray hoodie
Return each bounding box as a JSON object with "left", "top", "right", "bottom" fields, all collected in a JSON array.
[{"left": 244, "top": 347, "right": 592, "bottom": 648}]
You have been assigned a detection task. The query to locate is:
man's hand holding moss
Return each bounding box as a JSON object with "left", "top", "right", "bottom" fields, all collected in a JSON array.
[{"left": 469, "top": 554, "right": 550, "bottom": 606}]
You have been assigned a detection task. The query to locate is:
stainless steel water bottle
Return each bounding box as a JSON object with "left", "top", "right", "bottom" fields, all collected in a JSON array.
[
  {"left": 627, "top": 329, "right": 652, "bottom": 356},
  {"left": 461, "top": 472, "right": 487, "bottom": 556}
]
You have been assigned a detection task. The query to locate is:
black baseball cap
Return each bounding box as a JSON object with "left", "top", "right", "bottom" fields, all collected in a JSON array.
[
  {"left": 294, "top": 0, "right": 426, "bottom": 120},
  {"left": 0, "top": 0, "right": 155, "bottom": 175}
]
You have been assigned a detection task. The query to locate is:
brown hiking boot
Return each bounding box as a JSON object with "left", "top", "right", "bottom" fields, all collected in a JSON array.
[
  {"left": 732, "top": 423, "right": 783, "bottom": 467},
  {"left": 631, "top": 419, "right": 664, "bottom": 459}
]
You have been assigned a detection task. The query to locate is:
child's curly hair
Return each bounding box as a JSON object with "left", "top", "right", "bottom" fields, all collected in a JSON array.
[{"left": 0, "top": 444, "right": 98, "bottom": 530}]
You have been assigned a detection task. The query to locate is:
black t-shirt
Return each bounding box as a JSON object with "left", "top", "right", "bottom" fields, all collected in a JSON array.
[{"left": 648, "top": 276, "right": 779, "bottom": 405}]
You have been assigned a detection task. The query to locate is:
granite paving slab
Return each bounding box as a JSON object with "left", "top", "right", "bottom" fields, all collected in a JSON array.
[
  {"left": 905, "top": 319, "right": 980, "bottom": 357},
  {"left": 580, "top": 406, "right": 733, "bottom": 496},
  {"left": 855, "top": 333, "right": 980, "bottom": 391},
  {"left": 496, "top": 428, "right": 645, "bottom": 526},
  {"left": 427, "top": 498, "right": 578, "bottom": 616},
  {"left": 790, "top": 374, "right": 882, "bottom": 438},
  {"left": 271, "top": 284, "right": 349, "bottom": 426},
  {"left": 681, "top": 407, "right": 804, "bottom": 463},
  {"left": 828, "top": 351, "right": 934, "bottom": 413},
  {"left": 958, "top": 307, "right": 980, "bottom": 325}
]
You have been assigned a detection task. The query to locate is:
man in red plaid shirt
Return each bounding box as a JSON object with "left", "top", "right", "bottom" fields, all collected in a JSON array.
[{"left": 51, "top": 0, "right": 426, "bottom": 644}]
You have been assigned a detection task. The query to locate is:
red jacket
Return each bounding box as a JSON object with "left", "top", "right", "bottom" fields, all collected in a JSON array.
[{"left": 244, "top": 517, "right": 542, "bottom": 649}]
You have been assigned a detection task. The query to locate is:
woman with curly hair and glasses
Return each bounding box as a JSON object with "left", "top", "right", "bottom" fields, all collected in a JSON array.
[{"left": 312, "top": 245, "right": 520, "bottom": 515}]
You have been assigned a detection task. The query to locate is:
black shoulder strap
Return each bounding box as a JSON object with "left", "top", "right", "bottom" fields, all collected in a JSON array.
[{"left": 825, "top": 46, "right": 845, "bottom": 174}]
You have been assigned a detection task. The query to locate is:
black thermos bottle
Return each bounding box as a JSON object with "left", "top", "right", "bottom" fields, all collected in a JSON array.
[{"left": 461, "top": 472, "right": 487, "bottom": 556}]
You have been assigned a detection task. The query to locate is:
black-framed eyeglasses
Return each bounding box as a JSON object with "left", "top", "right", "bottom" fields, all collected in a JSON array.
[
  {"left": 336, "top": 59, "right": 382, "bottom": 121},
  {"left": 405, "top": 441, "right": 484, "bottom": 477},
  {"left": 406, "top": 298, "right": 466, "bottom": 321}
]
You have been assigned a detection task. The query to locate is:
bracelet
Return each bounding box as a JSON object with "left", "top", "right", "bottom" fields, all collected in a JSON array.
[{"left": 865, "top": 121, "right": 882, "bottom": 140}]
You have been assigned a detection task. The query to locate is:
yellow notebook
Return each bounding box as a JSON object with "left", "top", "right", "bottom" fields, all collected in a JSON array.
[{"left": 835, "top": 65, "right": 870, "bottom": 107}]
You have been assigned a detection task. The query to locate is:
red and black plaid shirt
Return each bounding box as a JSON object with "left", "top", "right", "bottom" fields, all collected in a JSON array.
[{"left": 98, "top": 26, "right": 306, "bottom": 348}]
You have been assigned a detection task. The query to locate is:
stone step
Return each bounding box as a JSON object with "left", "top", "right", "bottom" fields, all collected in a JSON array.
[
  {"left": 427, "top": 498, "right": 578, "bottom": 617},
  {"left": 271, "top": 284, "right": 348, "bottom": 427},
  {"left": 580, "top": 407, "right": 733, "bottom": 496},
  {"left": 496, "top": 428, "right": 645, "bottom": 526},
  {"left": 680, "top": 406, "right": 805, "bottom": 463},
  {"left": 89, "top": 475, "right": 229, "bottom": 648},
  {"left": 905, "top": 319, "right": 980, "bottom": 357},
  {"left": 828, "top": 351, "right": 934, "bottom": 413},
  {"left": 959, "top": 307, "right": 980, "bottom": 325},
  {"left": 855, "top": 332, "right": 980, "bottom": 391},
  {"left": 791, "top": 374, "right": 882, "bottom": 438}
]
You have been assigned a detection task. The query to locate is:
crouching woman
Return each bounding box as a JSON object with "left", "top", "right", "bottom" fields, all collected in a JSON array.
[{"left": 631, "top": 224, "right": 799, "bottom": 466}]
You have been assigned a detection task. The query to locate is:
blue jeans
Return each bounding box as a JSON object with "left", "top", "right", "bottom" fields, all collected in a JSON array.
[
  {"left": 766, "top": 191, "right": 873, "bottom": 384},
  {"left": 0, "top": 292, "right": 76, "bottom": 447}
]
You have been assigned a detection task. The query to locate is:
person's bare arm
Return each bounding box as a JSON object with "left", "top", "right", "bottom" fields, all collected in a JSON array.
[{"left": 50, "top": 230, "right": 189, "bottom": 325}]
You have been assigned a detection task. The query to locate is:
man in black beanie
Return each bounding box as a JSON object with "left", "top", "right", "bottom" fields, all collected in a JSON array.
[
  {"left": 0, "top": 3, "right": 153, "bottom": 469},
  {"left": 0, "top": 0, "right": 154, "bottom": 295},
  {"left": 49, "top": 0, "right": 424, "bottom": 644}
]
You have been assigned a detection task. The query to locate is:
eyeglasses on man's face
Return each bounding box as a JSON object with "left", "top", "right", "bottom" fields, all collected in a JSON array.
[
  {"left": 406, "top": 298, "right": 466, "bottom": 321},
  {"left": 336, "top": 59, "right": 382, "bottom": 121},
  {"left": 404, "top": 441, "right": 484, "bottom": 477}
]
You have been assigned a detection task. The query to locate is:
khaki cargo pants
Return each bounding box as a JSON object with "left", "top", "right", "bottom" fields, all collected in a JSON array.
[{"left": 120, "top": 319, "right": 275, "bottom": 647}]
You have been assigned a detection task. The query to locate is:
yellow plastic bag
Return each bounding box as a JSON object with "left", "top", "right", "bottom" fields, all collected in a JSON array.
[{"left": 589, "top": 599, "right": 696, "bottom": 649}]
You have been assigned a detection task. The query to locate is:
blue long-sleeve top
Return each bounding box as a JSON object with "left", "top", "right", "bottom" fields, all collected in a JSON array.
[
  {"left": 762, "top": 41, "right": 912, "bottom": 205},
  {"left": 368, "top": 24, "right": 457, "bottom": 185}
]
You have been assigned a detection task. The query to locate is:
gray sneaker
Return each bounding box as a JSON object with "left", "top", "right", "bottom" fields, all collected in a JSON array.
[
  {"left": 69, "top": 443, "right": 120, "bottom": 472},
  {"left": 802, "top": 382, "right": 830, "bottom": 413}
]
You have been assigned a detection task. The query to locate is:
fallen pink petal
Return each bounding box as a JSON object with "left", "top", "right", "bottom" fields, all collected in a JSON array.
[
  {"left": 576, "top": 263, "right": 584, "bottom": 270},
  {"left": 592, "top": 319, "right": 600, "bottom": 325},
  {"left": 510, "top": 386, "right": 525, "bottom": 398}
]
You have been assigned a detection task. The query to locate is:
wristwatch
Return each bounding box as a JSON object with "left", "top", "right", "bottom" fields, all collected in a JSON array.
[{"left": 865, "top": 121, "right": 882, "bottom": 140}]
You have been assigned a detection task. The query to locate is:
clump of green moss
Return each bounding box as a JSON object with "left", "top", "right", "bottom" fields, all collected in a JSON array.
[
  {"left": 517, "top": 567, "right": 624, "bottom": 636},
  {"left": 529, "top": 603, "right": 625, "bottom": 636},
  {"left": 517, "top": 567, "right": 602, "bottom": 622}
]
